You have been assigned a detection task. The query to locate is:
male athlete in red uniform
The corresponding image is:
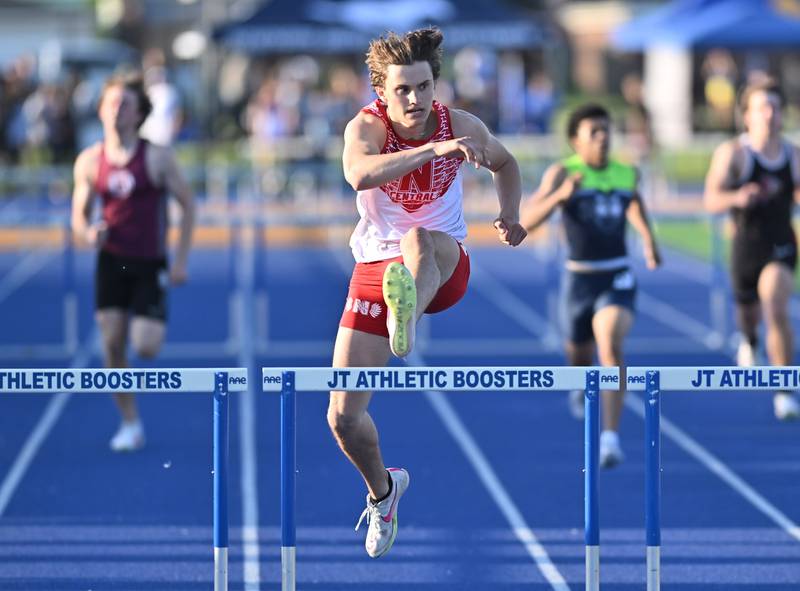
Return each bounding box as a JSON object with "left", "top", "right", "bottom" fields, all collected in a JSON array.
[
  {"left": 71, "top": 73, "right": 195, "bottom": 451},
  {"left": 328, "top": 27, "right": 527, "bottom": 558}
]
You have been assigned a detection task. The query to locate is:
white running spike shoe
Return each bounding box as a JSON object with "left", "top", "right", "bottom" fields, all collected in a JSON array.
[
  {"left": 355, "top": 468, "right": 410, "bottom": 558},
  {"left": 568, "top": 389, "right": 585, "bottom": 420},
  {"left": 774, "top": 392, "right": 800, "bottom": 421},
  {"left": 736, "top": 340, "right": 762, "bottom": 367},
  {"left": 599, "top": 430, "right": 624, "bottom": 469},
  {"left": 110, "top": 420, "right": 145, "bottom": 452}
]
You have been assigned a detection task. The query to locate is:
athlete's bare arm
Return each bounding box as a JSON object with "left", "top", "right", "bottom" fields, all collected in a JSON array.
[
  {"left": 149, "top": 145, "right": 195, "bottom": 284},
  {"left": 790, "top": 143, "right": 800, "bottom": 205},
  {"left": 520, "top": 163, "right": 578, "bottom": 231},
  {"left": 704, "top": 139, "right": 761, "bottom": 212},
  {"left": 70, "top": 144, "right": 106, "bottom": 247},
  {"left": 626, "top": 171, "right": 661, "bottom": 270},
  {"left": 449, "top": 109, "right": 526, "bottom": 246},
  {"left": 342, "top": 111, "right": 495, "bottom": 192}
]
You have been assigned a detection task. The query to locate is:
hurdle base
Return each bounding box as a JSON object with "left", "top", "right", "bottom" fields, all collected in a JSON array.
[
  {"left": 585, "top": 545, "right": 599, "bottom": 591},
  {"left": 282, "top": 545, "right": 296, "bottom": 591},
  {"left": 214, "top": 546, "right": 228, "bottom": 591},
  {"left": 647, "top": 545, "right": 660, "bottom": 591}
]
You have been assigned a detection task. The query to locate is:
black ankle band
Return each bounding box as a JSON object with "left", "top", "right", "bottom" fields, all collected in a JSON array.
[{"left": 370, "top": 471, "right": 393, "bottom": 504}]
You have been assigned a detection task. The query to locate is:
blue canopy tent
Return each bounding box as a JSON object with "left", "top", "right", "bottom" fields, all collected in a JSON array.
[
  {"left": 610, "top": 0, "right": 800, "bottom": 147},
  {"left": 213, "top": 0, "right": 552, "bottom": 54},
  {"left": 612, "top": 0, "right": 800, "bottom": 50}
]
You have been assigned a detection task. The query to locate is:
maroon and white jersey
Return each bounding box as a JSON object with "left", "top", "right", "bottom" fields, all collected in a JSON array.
[
  {"left": 349, "top": 99, "right": 466, "bottom": 262},
  {"left": 95, "top": 140, "right": 168, "bottom": 259}
]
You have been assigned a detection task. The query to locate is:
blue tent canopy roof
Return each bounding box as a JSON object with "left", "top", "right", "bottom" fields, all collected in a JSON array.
[
  {"left": 214, "top": 0, "right": 552, "bottom": 54},
  {"left": 612, "top": 0, "right": 800, "bottom": 50}
]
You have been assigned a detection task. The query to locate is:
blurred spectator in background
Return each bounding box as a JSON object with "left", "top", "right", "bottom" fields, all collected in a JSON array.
[
  {"left": 702, "top": 49, "right": 738, "bottom": 132},
  {"left": 324, "top": 64, "right": 365, "bottom": 137},
  {"left": 0, "top": 55, "right": 37, "bottom": 163},
  {"left": 524, "top": 72, "right": 557, "bottom": 134},
  {"left": 140, "top": 49, "right": 183, "bottom": 147},
  {"left": 22, "top": 82, "right": 76, "bottom": 164},
  {"left": 246, "top": 78, "right": 301, "bottom": 146},
  {"left": 620, "top": 72, "right": 653, "bottom": 163}
]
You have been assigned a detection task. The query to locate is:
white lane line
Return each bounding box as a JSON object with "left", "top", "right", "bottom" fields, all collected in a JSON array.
[
  {"left": 625, "top": 394, "right": 800, "bottom": 543},
  {"left": 636, "top": 291, "right": 724, "bottom": 349},
  {"left": 470, "top": 261, "right": 560, "bottom": 350},
  {"left": 409, "top": 351, "right": 571, "bottom": 591},
  {"left": 236, "top": 227, "right": 261, "bottom": 590},
  {"left": 0, "top": 250, "right": 54, "bottom": 305},
  {"left": 0, "top": 328, "right": 96, "bottom": 517}
]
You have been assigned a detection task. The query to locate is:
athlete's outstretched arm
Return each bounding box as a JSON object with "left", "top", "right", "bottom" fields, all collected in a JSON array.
[
  {"left": 626, "top": 173, "right": 661, "bottom": 270},
  {"left": 342, "top": 112, "right": 491, "bottom": 191},
  {"left": 485, "top": 135, "right": 526, "bottom": 246},
  {"left": 70, "top": 146, "right": 106, "bottom": 247},
  {"left": 157, "top": 147, "right": 195, "bottom": 285},
  {"left": 791, "top": 144, "right": 800, "bottom": 205},
  {"left": 449, "top": 109, "right": 526, "bottom": 246},
  {"left": 704, "top": 140, "right": 760, "bottom": 212},
  {"left": 520, "top": 163, "right": 576, "bottom": 232}
]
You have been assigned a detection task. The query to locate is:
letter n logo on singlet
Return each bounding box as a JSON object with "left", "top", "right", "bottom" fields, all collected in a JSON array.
[{"left": 386, "top": 162, "right": 436, "bottom": 212}]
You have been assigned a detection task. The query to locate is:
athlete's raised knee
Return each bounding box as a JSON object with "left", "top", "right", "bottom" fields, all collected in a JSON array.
[{"left": 400, "top": 226, "right": 434, "bottom": 257}]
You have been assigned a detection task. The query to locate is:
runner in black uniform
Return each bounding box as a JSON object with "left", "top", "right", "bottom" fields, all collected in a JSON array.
[{"left": 704, "top": 76, "right": 800, "bottom": 420}]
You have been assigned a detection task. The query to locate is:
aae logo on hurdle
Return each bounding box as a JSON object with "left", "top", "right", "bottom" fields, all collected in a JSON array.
[
  {"left": 626, "top": 366, "right": 800, "bottom": 390},
  {"left": 262, "top": 366, "right": 619, "bottom": 392},
  {"left": 0, "top": 368, "right": 249, "bottom": 393}
]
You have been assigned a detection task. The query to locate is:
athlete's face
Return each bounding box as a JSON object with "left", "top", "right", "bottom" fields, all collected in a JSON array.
[
  {"left": 377, "top": 61, "right": 435, "bottom": 132},
  {"left": 572, "top": 117, "right": 610, "bottom": 167},
  {"left": 744, "top": 90, "right": 782, "bottom": 138},
  {"left": 99, "top": 84, "right": 142, "bottom": 135}
]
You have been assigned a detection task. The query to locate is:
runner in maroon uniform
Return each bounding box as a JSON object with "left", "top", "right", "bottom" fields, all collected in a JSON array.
[
  {"left": 329, "top": 28, "right": 527, "bottom": 558},
  {"left": 71, "top": 73, "right": 195, "bottom": 450},
  {"left": 704, "top": 76, "right": 800, "bottom": 420}
]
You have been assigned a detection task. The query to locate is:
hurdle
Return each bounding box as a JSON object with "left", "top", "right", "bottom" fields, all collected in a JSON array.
[
  {"left": 0, "top": 367, "right": 248, "bottom": 591},
  {"left": 262, "top": 365, "right": 618, "bottom": 591},
  {"left": 626, "top": 365, "right": 800, "bottom": 591}
]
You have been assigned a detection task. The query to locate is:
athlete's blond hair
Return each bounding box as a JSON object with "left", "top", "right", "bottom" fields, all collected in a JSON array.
[{"left": 365, "top": 27, "right": 444, "bottom": 89}]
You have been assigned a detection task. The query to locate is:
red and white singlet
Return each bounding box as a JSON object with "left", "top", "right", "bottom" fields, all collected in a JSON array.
[{"left": 349, "top": 99, "right": 466, "bottom": 262}]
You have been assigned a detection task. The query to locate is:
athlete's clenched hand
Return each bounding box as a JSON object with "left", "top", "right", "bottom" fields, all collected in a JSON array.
[
  {"left": 433, "top": 136, "right": 490, "bottom": 169},
  {"left": 493, "top": 218, "right": 527, "bottom": 247}
]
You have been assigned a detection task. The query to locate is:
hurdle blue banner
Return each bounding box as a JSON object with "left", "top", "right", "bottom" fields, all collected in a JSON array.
[
  {"left": 262, "top": 366, "right": 620, "bottom": 392},
  {"left": 0, "top": 368, "right": 249, "bottom": 393},
  {"left": 627, "top": 366, "right": 800, "bottom": 391}
]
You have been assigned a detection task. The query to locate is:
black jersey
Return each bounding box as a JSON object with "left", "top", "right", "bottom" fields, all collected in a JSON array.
[{"left": 732, "top": 138, "right": 797, "bottom": 245}]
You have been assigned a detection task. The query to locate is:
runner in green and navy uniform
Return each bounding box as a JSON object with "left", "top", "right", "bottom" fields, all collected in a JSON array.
[
  {"left": 521, "top": 103, "right": 661, "bottom": 468},
  {"left": 559, "top": 153, "right": 638, "bottom": 343}
]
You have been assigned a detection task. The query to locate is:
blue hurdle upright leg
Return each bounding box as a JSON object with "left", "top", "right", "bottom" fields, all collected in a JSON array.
[
  {"left": 281, "top": 371, "right": 297, "bottom": 591},
  {"left": 645, "top": 370, "right": 661, "bottom": 591},
  {"left": 584, "top": 370, "right": 600, "bottom": 591},
  {"left": 214, "top": 372, "right": 230, "bottom": 591}
]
